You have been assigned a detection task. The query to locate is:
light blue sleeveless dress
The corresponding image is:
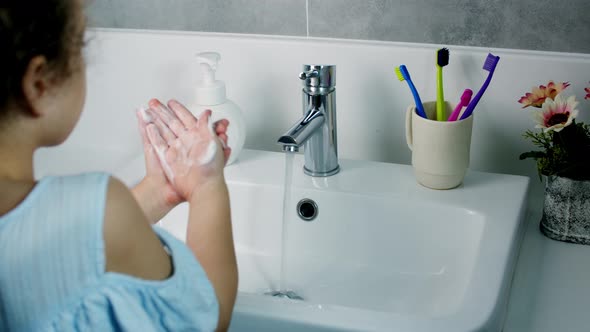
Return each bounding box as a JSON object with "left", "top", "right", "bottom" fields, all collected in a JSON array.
[{"left": 0, "top": 173, "right": 218, "bottom": 331}]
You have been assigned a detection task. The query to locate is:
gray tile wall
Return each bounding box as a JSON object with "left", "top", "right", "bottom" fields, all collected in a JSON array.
[
  {"left": 87, "top": 0, "right": 307, "bottom": 36},
  {"left": 87, "top": 0, "right": 590, "bottom": 54}
]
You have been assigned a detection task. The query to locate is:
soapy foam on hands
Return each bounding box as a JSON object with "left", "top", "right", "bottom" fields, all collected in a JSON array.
[
  {"left": 170, "top": 114, "right": 217, "bottom": 167},
  {"left": 198, "top": 116, "right": 218, "bottom": 166},
  {"left": 139, "top": 106, "right": 175, "bottom": 181},
  {"left": 154, "top": 144, "right": 175, "bottom": 182},
  {"left": 138, "top": 106, "right": 153, "bottom": 123}
]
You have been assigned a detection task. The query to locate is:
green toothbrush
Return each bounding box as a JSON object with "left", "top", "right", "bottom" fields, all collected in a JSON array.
[{"left": 436, "top": 48, "right": 449, "bottom": 121}]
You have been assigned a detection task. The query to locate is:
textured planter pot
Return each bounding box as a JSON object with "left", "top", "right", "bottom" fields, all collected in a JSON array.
[{"left": 540, "top": 176, "right": 590, "bottom": 245}]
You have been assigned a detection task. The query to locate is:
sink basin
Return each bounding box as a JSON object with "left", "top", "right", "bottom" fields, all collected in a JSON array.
[{"left": 154, "top": 149, "right": 529, "bottom": 332}]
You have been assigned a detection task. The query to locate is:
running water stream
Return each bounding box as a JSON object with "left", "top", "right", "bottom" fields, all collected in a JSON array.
[
  {"left": 279, "top": 152, "right": 294, "bottom": 291},
  {"left": 266, "top": 152, "right": 303, "bottom": 300}
]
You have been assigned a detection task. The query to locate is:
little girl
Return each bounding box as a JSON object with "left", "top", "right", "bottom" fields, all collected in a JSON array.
[{"left": 0, "top": 1, "right": 237, "bottom": 331}]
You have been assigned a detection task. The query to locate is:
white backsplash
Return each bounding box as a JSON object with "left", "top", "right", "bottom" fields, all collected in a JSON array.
[{"left": 39, "top": 28, "right": 590, "bottom": 196}]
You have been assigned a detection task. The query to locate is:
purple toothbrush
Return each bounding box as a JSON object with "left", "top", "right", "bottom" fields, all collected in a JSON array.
[{"left": 459, "top": 53, "right": 500, "bottom": 120}]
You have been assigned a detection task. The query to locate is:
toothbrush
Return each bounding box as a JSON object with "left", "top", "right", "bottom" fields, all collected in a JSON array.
[
  {"left": 436, "top": 48, "right": 449, "bottom": 121},
  {"left": 395, "top": 65, "right": 427, "bottom": 119},
  {"left": 447, "top": 89, "right": 473, "bottom": 121},
  {"left": 459, "top": 53, "right": 500, "bottom": 120}
]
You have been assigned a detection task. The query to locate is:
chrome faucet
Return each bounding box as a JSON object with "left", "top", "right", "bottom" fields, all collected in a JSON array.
[{"left": 278, "top": 65, "right": 339, "bottom": 176}]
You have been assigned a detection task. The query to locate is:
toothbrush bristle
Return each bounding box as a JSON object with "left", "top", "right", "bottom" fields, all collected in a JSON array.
[
  {"left": 394, "top": 66, "right": 405, "bottom": 81},
  {"left": 437, "top": 48, "right": 449, "bottom": 67},
  {"left": 483, "top": 53, "right": 500, "bottom": 71}
]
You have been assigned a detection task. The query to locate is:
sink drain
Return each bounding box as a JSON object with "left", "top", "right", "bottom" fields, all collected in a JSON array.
[{"left": 297, "top": 198, "right": 318, "bottom": 221}]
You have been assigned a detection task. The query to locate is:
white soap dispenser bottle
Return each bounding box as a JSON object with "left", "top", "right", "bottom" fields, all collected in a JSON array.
[{"left": 191, "top": 51, "right": 246, "bottom": 165}]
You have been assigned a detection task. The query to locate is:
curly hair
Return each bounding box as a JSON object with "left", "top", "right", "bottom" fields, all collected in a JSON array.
[{"left": 0, "top": 0, "right": 85, "bottom": 115}]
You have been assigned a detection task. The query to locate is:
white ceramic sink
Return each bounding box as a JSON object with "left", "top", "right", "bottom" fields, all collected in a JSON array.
[
  {"left": 35, "top": 148, "right": 529, "bottom": 332},
  {"left": 154, "top": 149, "right": 529, "bottom": 332}
]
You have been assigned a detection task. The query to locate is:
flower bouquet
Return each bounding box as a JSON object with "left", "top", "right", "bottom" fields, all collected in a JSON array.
[
  {"left": 518, "top": 81, "right": 590, "bottom": 245},
  {"left": 518, "top": 81, "right": 590, "bottom": 180}
]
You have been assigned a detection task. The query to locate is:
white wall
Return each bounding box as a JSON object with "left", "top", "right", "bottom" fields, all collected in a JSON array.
[{"left": 38, "top": 28, "right": 590, "bottom": 196}]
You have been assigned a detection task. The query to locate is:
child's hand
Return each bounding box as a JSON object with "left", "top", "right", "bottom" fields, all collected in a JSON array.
[
  {"left": 145, "top": 99, "right": 231, "bottom": 201},
  {"left": 136, "top": 108, "right": 184, "bottom": 208}
]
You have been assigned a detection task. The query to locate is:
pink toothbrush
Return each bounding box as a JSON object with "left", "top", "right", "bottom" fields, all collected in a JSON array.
[{"left": 447, "top": 89, "right": 473, "bottom": 121}]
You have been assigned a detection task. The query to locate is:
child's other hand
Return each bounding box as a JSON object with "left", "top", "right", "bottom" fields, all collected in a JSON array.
[{"left": 145, "top": 99, "right": 231, "bottom": 201}]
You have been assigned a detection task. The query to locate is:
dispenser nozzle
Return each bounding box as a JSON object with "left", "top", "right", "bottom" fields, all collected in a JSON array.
[
  {"left": 196, "top": 52, "right": 221, "bottom": 85},
  {"left": 196, "top": 52, "right": 220, "bottom": 70}
]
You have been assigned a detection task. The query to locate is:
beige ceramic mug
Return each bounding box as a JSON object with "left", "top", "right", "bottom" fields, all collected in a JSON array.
[{"left": 405, "top": 101, "right": 474, "bottom": 189}]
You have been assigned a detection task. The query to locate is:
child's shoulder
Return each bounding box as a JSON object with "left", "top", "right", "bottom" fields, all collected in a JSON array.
[
  {"left": 0, "top": 172, "right": 111, "bottom": 219},
  {"left": 43, "top": 172, "right": 112, "bottom": 186},
  {"left": 39, "top": 172, "right": 113, "bottom": 202}
]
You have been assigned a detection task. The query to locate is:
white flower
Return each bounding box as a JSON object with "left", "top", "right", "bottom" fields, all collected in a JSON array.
[{"left": 532, "top": 94, "right": 579, "bottom": 132}]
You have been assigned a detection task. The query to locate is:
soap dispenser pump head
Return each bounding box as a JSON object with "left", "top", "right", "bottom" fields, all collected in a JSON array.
[
  {"left": 197, "top": 52, "right": 220, "bottom": 84},
  {"left": 195, "top": 51, "right": 226, "bottom": 106}
]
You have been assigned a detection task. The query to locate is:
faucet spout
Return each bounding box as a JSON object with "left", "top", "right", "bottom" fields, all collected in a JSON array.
[{"left": 277, "top": 107, "right": 325, "bottom": 150}]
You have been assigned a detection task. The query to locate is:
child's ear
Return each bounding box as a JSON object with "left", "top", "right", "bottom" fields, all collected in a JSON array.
[{"left": 21, "top": 55, "right": 50, "bottom": 118}]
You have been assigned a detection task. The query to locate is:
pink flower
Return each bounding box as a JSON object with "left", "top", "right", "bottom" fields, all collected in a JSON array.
[
  {"left": 518, "top": 81, "right": 570, "bottom": 108},
  {"left": 532, "top": 94, "right": 579, "bottom": 132},
  {"left": 585, "top": 83, "right": 590, "bottom": 100}
]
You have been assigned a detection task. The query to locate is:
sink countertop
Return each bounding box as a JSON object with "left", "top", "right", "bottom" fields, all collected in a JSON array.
[{"left": 503, "top": 196, "right": 590, "bottom": 332}]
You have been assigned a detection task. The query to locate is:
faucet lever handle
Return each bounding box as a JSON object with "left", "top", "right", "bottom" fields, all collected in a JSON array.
[{"left": 299, "top": 70, "right": 319, "bottom": 80}]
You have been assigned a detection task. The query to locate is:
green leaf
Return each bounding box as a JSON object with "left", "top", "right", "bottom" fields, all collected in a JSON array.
[{"left": 519, "top": 151, "right": 545, "bottom": 160}]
